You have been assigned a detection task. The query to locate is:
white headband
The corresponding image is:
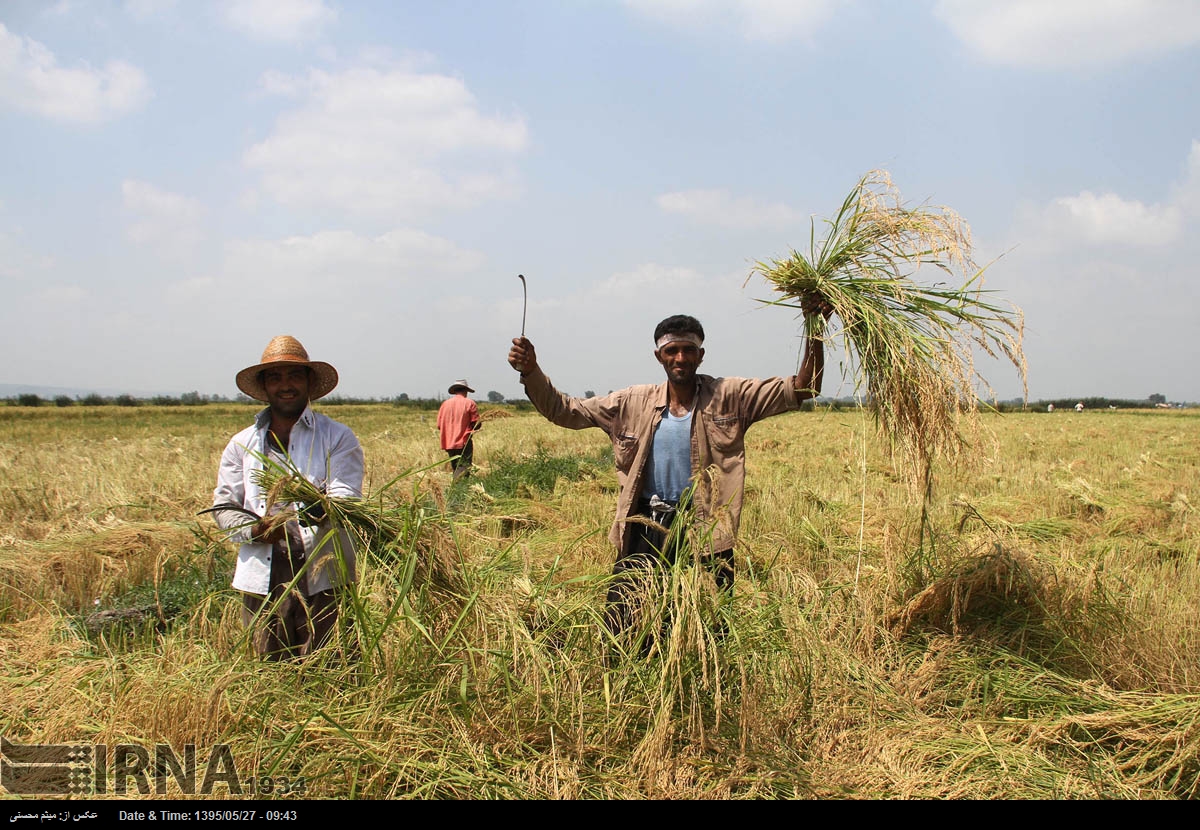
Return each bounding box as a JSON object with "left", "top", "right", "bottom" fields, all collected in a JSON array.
[{"left": 655, "top": 332, "right": 703, "bottom": 350}]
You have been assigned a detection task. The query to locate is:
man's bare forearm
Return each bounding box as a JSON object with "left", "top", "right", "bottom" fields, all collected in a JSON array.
[{"left": 794, "top": 335, "right": 825, "bottom": 401}]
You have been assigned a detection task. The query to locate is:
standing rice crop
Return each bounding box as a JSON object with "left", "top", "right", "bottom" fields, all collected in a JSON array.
[{"left": 752, "top": 170, "right": 1027, "bottom": 491}]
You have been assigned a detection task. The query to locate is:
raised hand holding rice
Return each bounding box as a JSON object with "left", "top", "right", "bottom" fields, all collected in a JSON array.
[{"left": 753, "top": 169, "right": 1027, "bottom": 491}]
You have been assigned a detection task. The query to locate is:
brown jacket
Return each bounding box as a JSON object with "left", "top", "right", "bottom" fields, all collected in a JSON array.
[{"left": 519, "top": 366, "right": 805, "bottom": 553}]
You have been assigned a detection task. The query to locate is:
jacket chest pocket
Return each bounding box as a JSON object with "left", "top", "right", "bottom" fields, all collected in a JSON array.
[
  {"left": 612, "top": 433, "right": 639, "bottom": 473},
  {"left": 705, "top": 416, "right": 743, "bottom": 454}
]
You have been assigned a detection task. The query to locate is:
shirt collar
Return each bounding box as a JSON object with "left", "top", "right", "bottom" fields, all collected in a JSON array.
[
  {"left": 254, "top": 403, "right": 315, "bottom": 429},
  {"left": 655, "top": 377, "right": 704, "bottom": 410}
]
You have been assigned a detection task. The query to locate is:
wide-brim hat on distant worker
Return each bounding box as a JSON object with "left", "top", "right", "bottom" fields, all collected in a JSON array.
[
  {"left": 448, "top": 379, "right": 475, "bottom": 394},
  {"left": 236, "top": 335, "right": 339, "bottom": 402}
]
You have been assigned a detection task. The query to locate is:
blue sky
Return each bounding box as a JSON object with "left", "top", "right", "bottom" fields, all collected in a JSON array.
[{"left": 2, "top": 0, "right": 1198, "bottom": 402}]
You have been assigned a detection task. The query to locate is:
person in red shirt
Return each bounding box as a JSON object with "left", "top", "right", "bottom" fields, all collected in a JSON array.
[{"left": 437, "top": 379, "right": 481, "bottom": 481}]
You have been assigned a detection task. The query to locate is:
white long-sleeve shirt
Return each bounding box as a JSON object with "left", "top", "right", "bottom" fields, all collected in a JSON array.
[{"left": 212, "top": 404, "right": 364, "bottom": 595}]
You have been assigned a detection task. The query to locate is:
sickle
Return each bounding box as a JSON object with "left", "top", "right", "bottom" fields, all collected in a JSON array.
[{"left": 517, "top": 274, "right": 527, "bottom": 337}]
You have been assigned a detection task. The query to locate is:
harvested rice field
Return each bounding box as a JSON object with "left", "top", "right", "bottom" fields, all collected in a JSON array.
[{"left": 1, "top": 403, "right": 1197, "bottom": 799}]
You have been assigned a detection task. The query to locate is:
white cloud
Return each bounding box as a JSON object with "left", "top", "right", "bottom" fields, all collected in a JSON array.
[
  {"left": 42, "top": 2, "right": 76, "bottom": 18},
  {"left": 657, "top": 189, "right": 806, "bottom": 229},
  {"left": 0, "top": 23, "right": 151, "bottom": 123},
  {"left": 1171, "top": 139, "right": 1200, "bottom": 216},
  {"left": 0, "top": 230, "right": 55, "bottom": 281},
  {"left": 257, "top": 69, "right": 305, "bottom": 97},
  {"left": 123, "top": 0, "right": 177, "bottom": 21},
  {"left": 219, "top": 228, "right": 485, "bottom": 289},
  {"left": 122, "top": 180, "right": 204, "bottom": 251},
  {"left": 934, "top": 0, "right": 1200, "bottom": 69},
  {"left": 221, "top": 0, "right": 336, "bottom": 42},
  {"left": 165, "top": 275, "right": 217, "bottom": 304},
  {"left": 1018, "top": 141, "right": 1200, "bottom": 250},
  {"left": 244, "top": 67, "right": 528, "bottom": 219},
  {"left": 1038, "top": 191, "right": 1182, "bottom": 247},
  {"left": 624, "top": 0, "right": 843, "bottom": 42},
  {"left": 35, "top": 284, "right": 88, "bottom": 303},
  {"left": 589, "top": 263, "right": 707, "bottom": 300}
]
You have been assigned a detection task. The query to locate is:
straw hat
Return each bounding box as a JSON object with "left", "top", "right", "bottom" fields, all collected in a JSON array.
[
  {"left": 236, "top": 335, "right": 339, "bottom": 402},
  {"left": 447, "top": 379, "right": 475, "bottom": 394}
]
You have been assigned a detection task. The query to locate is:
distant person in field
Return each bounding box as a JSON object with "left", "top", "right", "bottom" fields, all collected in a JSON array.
[
  {"left": 507, "top": 302, "right": 830, "bottom": 651},
  {"left": 437, "top": 379, "right": 481, "bottom": 482},
  {"left": 211, "top": 335, "right": 364, "bottom": 661}
]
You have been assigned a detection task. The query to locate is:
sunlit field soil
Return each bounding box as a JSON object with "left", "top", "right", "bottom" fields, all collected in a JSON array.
[{"left": 1, "top": 403, "right": 1197, "bottom": 799}]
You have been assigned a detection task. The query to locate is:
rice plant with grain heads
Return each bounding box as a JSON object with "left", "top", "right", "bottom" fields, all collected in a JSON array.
[{"left": 753, "top": 170, "right": 1027, "bottom": 491}]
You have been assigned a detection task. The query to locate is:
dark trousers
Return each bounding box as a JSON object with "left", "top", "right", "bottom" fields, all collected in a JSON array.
[
  {"left": 604, "top": 501, "right": 733, "bottom": 653},
  {"left": 447, "top": 436, "right": 474, "bottom": 480},
  {"left": 241, "top": 525, "right": 341, "bottom": 661}
]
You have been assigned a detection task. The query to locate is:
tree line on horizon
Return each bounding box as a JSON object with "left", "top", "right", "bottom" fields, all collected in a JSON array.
[
  {"left": 1, "top": 391, "right": 535, "bottom": 409},
  {"left": 2, "top": 391, "right": 1191, "bottom": 411}
]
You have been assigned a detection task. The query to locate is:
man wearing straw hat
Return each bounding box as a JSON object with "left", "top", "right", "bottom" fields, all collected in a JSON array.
[
  {"left": 211, "top": 335, "right": 364, "bottom": 661},
  {"left": 437, "top": 379, "right": 481, "bottom": 482},
  {"left": 508, "top": 304, "right": 828, "bottom": 651}
]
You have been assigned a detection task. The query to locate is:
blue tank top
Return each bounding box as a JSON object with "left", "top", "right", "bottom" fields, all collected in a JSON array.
[{"left": 642, "top": 408, "right": 692, "bottom": 503}]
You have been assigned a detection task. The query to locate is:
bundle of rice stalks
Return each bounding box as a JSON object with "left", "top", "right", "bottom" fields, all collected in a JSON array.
[
  {"left": 479, "top": 408, "right": 514, "bottom": 421},
  {"left": 753, "top": 170, "right": 1027, "bottom": 489},
  {"left": 1, "top": 523, "right": 196, "bottom": 616},
  {"left": 248, "top": 457, "right": 466, "bottom": 598},
  {"left": 886, "top": 543, "right": 1045, "bottom": 637}
]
